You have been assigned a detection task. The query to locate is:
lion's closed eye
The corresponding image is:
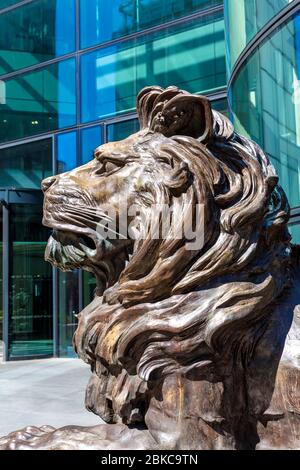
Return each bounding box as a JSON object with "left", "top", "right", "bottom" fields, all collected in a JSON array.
[{"left": 93, "top": 159, "right": 123, "bottom": 176}]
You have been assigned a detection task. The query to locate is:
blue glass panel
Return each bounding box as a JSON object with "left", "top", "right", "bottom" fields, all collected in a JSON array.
[
  {"left": 80, "top": 0, "right": 222, "bottom": 49},
  {"left": 80, "top": 125, "right": 102, "bottom": 164},
  {"left": 57, "top": 131, "right": 77, "bottom": 174}
]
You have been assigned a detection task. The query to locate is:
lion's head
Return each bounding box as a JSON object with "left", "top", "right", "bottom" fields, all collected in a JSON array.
[{"left": 42, "top": 86, "right": 293, "bottom": 429}]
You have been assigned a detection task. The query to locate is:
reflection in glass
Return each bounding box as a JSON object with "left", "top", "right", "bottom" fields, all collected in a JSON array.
[
  {"left": 80, "top": 0, "right": 222, "bottom": 49},
  {"left": 0, "top": 138, "right": 52, "bottom": 189},
  {"left": 59, "top": 271, "right": 79, "bottom": 357},
  {"left": 225, "top": 0, "right": 291, "bottom": 71},
  {"left": 0, "top": 0, "right": 75, "bottom": 75},
  {"left": 80, "top": 125, "right": 102, "bottom": 165},
  {"left": 0, "top": 1, "right": 22, "bottom": 9},
  {"left": 289, "top": 223, "right": 300, "bottom": 244},
  {"left": 107, "top": 119, "right": 140, "bottom": 142},
  {"left": 83, "top": 271, "right": 97, "bottom": 308},
  {"left": 230, "top": 13, "right": 300, "bottom": 207},
  {"left": 9, "top": 204, "right": 53, "bottom": 358},
  {"left": 81, "top": 11, "right": 225, "bottom": 122},
  {"left": 57, "top": 131, "right": 77, "bottom": 174},
  {"left": 0, "top": 59, "right": 76, "bottom": 144},
  {"left": 211, "top": 97, "right": 228, "bottom": 116}
]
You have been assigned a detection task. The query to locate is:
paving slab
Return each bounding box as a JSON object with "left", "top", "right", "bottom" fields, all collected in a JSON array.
[{"left": 0, "top": 358, "right": 101, "bottom": 437}]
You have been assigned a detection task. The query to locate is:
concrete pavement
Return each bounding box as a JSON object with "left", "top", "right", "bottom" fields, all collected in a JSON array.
[{"left": 0, "top": 358, "right": 101, "bottom": 437}]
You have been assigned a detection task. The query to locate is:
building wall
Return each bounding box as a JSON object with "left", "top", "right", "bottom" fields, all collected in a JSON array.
[
  {"left": 0, "top": 0, "right": 227, "bottom": 359},
  {"left": 225, "top": 0, "right": 300, "bottom": 243}
]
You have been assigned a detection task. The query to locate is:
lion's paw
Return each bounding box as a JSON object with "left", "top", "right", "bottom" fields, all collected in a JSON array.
[{"left": 0, "top": 425, "right": 56, "bottom": 450}]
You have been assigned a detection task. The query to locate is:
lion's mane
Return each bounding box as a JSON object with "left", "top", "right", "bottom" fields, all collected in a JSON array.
[{"left": 74, "top": 86, "right": 293, "bottom": 425}]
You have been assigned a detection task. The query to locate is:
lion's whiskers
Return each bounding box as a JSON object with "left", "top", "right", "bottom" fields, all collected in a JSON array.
[
  {"left": 64, "top": 204, "right": 113, "bottom": 221},
  {"left": 63, "top": 204, "right": 127, "bottom": 239}
]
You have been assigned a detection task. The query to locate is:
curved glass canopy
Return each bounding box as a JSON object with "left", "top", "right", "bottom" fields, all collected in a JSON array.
[
  {"left": 224, "top": 0, "right": 293, "bottom": 71},
  {"left": 229, "top": 12, "right": 300, "bottom": 242}
]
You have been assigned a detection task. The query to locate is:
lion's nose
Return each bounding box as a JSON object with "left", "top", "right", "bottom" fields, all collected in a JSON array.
[{"left": 42, "top": 175, "right": 57, "bottom": 193}]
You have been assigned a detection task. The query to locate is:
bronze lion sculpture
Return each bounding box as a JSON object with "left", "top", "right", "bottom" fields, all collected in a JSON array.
[{"left": 1, "top": 86, "right": 299, "bottom": 450}]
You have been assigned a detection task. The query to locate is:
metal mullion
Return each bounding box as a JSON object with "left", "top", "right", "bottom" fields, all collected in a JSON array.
[
  {"left": 2, "top": 190, "right": 9, "bottom": 361},
  {"left": 76, "top": 53, "right": 81, "bottom": 127},
  {"left": 291, "top": 206, "right": 300, "bottom": 217},
  {"left": 0, "top": 0, "right": 34, "bottom": 15},
  {"left": 75, "top": 0, "right": 80, "bottom": 52},
  {"left": 206, "top": 89, "right": 227, "bottom": 101},
  {"left": 78, "top": 270, "right": 83, "bottom": 314},
  {"left": 52, "top": 266, "right": 59, "bottom": 357},
  {"left": 50, "top": 133, "right": 59, "bottom": 357},
  {"left": 103, "top": 122, "right": 108, "bottom": 144}
]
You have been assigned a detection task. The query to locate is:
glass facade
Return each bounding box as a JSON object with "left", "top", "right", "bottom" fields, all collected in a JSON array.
[
  {"left": 0, "top": 59, "right": 76, "bottom": 143},
  {"left": 80, "top": 0, "right": 222, "bottom": 48},
  {"left": 81, "top": 11, "right": 225, "bottom": 122},
  {"left": 0, "top": 0, "right": 75, "bottom": 75}
]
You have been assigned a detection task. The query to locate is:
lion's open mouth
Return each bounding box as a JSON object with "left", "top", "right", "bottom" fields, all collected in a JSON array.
[
  {"left": 45, "top": 230, "right": 97, "bottom": 272},
  {"left": 45, "top": 226, "right": 133, "bottom": 297}
]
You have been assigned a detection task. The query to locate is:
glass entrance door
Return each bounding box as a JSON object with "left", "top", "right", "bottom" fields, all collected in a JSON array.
[
  {"left": 0, "top": 190, "right": 53, "bottom": 360},
  {"left": 0, "top": 136, "right": 54, "bottom": 360},
  {"left": 9, "top": 200, "right": 53, "bottom": 358}
]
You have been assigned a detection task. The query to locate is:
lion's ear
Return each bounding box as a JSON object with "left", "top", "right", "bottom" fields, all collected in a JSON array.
[
  {"left": 137, "top": 87, "right": 214, "bottom": 143},
  {"left": 151, "top": 94, "right": 213, "bottom": 142}
]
